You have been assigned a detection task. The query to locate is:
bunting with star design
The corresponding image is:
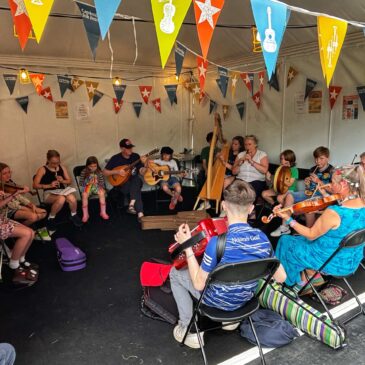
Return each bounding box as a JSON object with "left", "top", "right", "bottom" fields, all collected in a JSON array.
[
  {"left": 197, "top": 56, "right": 208, "bottom": 92},
  {"left": 230, "top": 71, "right": 240, "bottom": 98},
  {"left": 40, "top": 86, "right": 53, "bottom": 102},
  {"left": 8, "top": 0, "right": 32, "bottom": 50},
  {"left": 30, "top": 73, "right": 45, "bottom": 95},
  {"left": 113, "top": 98, "right": 123, "bottom": 114},
  {"left": 240, "top": 72, "right": 254, "bottom": 96},
  {"left": 152, "top": 98, "right": 162, "bottom": 113},
  {"left": 286, "top": 66, "right": 298, "bottom": 87},
  {"left": 258, "top": 70, "right": 265, "bottom": 94},
  {"left": 252, "top": 91, "right": 261, "bottom": 109},
  {"left": 72, "top": 78, "right": 84, "bottom": 91},
  {"left": 85, "top": 81, "right": 99, "bottom": 101},
  {"left": 328, "top": 86, "right": 342, "bottom": 109},
  {"left": 139, "top": 86, "right": 152, "bottom": 104}
]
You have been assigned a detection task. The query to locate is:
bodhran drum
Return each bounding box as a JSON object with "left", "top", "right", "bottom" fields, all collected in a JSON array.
[{"left": 273, "top": 166, "right": 292, "bottom": 194}]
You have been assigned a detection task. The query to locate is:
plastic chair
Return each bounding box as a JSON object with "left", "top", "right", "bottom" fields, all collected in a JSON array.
[{"left": 182, "top": 257, "right": 280, "bottom": 365}]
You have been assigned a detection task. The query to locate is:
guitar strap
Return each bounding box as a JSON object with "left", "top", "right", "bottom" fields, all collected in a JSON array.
[{"left": 216, "top": 232, "right": 227, "bottom": 264}]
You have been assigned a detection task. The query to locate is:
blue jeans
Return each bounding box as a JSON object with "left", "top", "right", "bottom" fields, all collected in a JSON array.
[{"left": 0, "top": 344, "right": 15, "bottom": 365}]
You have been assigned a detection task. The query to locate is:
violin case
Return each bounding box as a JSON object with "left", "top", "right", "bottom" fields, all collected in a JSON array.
[{"left": 55, "top": 238, "right": 86, "bottom": 272}]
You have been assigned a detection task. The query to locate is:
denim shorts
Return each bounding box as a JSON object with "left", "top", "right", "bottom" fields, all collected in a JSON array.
[
  {"left": 160, "top": 176, "right": 180, "bottom": 189},
  {"left": 288, "top": 191, "right": 321, "bottom": 203}
]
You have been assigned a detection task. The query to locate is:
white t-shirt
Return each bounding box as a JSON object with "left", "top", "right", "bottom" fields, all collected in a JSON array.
[
  {"left": 153, "top": 158, "right": 179, "bottom": 172},
  {"left": 236, "top": 150, "right": 267, "bottom": 182}
]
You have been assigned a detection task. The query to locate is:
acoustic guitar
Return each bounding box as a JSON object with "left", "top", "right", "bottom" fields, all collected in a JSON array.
[{"left": 108, "top": 148, "right": 159, "bottom": 187}]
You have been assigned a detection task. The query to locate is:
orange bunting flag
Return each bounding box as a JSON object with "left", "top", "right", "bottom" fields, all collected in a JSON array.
[
  {"left": 258, "top": 71, "right": 265, "bottom": 94},
  {"left": 197, "top": 56, "right": 208, "bottom": 92},
  {"left": 287, "top": 66, "right": 298, "bottom": 87},
  {"left": 329, "top": 86, "right": 342, "bottom": 110},
  {"left": 193, "top": 0, "right": 224, "bottom": 59},
  {"left": 9, "top": 0, "right": 32, "bottom": 50},
  {"left": 139, "top": 86, "right": 153, "bottom": 104},
  {"left": 318, "top": 16, "right": 347, "bottom": 87},
  {"left": 85, "top": 81, "right": 99, "bottom": 101},
  {"left": 30, "top": 73, "right": 45, "bottom": 94},
  {"left": 113, "top": 98, "right": 123, "bottom": 114},
  {"left": 152, "top": 98, "right": 162, "bottom": 113},
  {"left": 72, "top": 78, "right": 84, "bottom": 91},
  {"left": 222, "top": 104, "right": 229, "bottom": 120},
  {"left": 252, "top": 91, "right": 261, "bottom": 109},
  {"left": 230, "top": 71, "right": 240, "bottom": 98},
  {"left": 40, "top": 86, "right": 53, "bottom": 102}
]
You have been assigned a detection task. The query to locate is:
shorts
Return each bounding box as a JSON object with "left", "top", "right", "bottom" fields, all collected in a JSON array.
[
  {"left": 160, "top": 176, "right": 180, "bottom": 189},
  {"left": 0, "top": 217, "right": 15, "bottom": 240},
  {"left": 288, "top": 191, "right": 321, "bottom": 203}
]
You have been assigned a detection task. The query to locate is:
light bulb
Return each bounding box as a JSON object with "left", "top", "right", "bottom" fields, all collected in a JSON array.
[
  {"left": 256, "top": 32, "right": 261, "bottom": 42},
  {"left": 113, "top": 77, "right": 121, "bottom": 86},
  {"left": 21, "top": 70, "right": 27, "bottom": 80}
]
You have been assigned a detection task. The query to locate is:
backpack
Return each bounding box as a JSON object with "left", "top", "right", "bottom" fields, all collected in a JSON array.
[{"left": 55, "top": 238, "right": 86, "bottom": 272}]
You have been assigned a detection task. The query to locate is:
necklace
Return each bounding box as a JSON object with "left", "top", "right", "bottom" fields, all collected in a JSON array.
[{"left": 339, "top": 194, "right": 358, "bottom": 204}]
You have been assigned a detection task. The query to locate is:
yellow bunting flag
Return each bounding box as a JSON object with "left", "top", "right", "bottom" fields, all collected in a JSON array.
[
  {"left": 85, "top": 81, "right": 99, "bottom": 101},
  {"left": 317, "top": 16, "right": 347, "bottom": 87},
  {"left": 151, "top": 0, "right": 192, "bottom": 68},
  {"left": 24, "top": 0, "right": 54, "bottom": 43},
  {"left": 230, "top": 71, "right": 240, "bottom": 98}
]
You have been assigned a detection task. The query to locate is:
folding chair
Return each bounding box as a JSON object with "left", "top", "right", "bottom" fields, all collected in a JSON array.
[
  {"left": 298, "top": 228, "right": 365, "bottom": 325},
  {"left": 182, "top": 257, "right": 280, "bottom": 365}
]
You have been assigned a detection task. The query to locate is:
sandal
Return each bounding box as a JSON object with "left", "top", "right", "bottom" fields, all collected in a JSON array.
[
  {"left": 127, "top": 205, "right": 137, "bottom": 215},
  {"left": 12, "top": 267, "right": 38, "bottom": 285}
]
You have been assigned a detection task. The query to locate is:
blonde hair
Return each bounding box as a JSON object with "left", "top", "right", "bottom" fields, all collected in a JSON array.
[
  {"left": 332, "top": 165, "right": 365, "bottom": 200},
  {"left": 223, "top": 180, "right": 256, "bottom": 214}
]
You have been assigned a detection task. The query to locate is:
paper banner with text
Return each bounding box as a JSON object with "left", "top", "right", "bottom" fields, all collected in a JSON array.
[
  {"left": 305, "top": 78, "right": 317, "bottom": 100},
  {"left": 251, "top": 0, "right": 289, "bottom": 79},
  {"left": 92, "top": 90, "right": 104, "bottom": 106},
  {"left": 252, "top": 91, "right": 261, "bottom": 109},
  {"left": 57, "top": 76, "right": 72, "bottom": 97},
  {"left": 113, "top": 98, "right": 123, "bottom": 114},
  {"left": 133, "top": 102, "right": 143, "bottom": 118},
  {"left": 40, "top": 86, "right": 53, "bottom": 102},
  {"left": 258, "top": 70, "right": 265, "bottom": 94},
  {"left": 30, "top": 73, "right": 45, "bottom": 95},
  {"left": 286, "top": 66, "right": 298, "bottom": 87},
  {"left": 139, "top": 86, "right": 152, "bottom": 104},
  {"left": 318, "top": 16, "right": 347, "bottom": 87},
  {"left": 24, "top": 0, "right": 54, "bottom": 42},
  {"left": 241, "top": 73, "right": 254, "bottom": 96},
  {"left": 197, "top": 56, "right": 208, "bottom": 92},
  {"left": 3, "top": 74, "right": 17, "bottom": 95},
  {"left": 164, "top": 84, "right": 178, "bottom": 105},
  {"left": 72, "top": 78, "right": 84, "bottom": 91},
  {"left": 230, "top": 71, "right": 240, "bottom": 98},
  {"left": 16, "top": 96, "right": 29, "bottom": 113},
  {"left": 356, "top": 86, "right": 365, "bottom": 111},
  {"left": 152, "top": 98, "right": 162, "bottom": 113},
  {"left": 329, "top": 86, "right": 342, "bottom": 109},
  {"left": 152, "top": 0, "right": 192, "bottom": 68},
  {"left": 175, "top": 42, "right": 187, "bottom": 78},
  {"left": 85, "top": 81, "right": 99, "bottom": 101},
  {"left": 8, "top": 0, "right": 32, "bottom": 50},
  {"left": 194, "top": 0, "right": 224, "bottom": 59},
  {"left": 217, "top": 67, "right": 229, "bottom": 98},
  {"left": 94, "top": 0, "right": 121, "bottom": 39},
  {"left": 222, "top": 104, "right": 229, "bottom": 120},
  {"left": 236, "top": 102, "right": 245, "bottom": 120},
  {"left": 76, "top": 1, "right": 101, "bottom": 59},
  {"left": 268, "top": 69, "right": 279, "bottom": 92},
  {"left": 209, "top": 99, "right": 217, "bottom": 114},
  {"left": 113, "top": 84, "right": 127, "bottom": 103}
]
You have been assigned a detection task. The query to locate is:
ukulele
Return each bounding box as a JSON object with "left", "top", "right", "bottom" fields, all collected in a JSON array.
[
  {"left": 263, "top": 6, "right": 277, "bottom": 53},
  {"left": 108, "top": 148, "right": 159, "bottom": 187}
]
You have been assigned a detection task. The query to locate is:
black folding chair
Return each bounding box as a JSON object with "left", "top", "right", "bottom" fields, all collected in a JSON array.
[
  {"left": 182, "top": 257, "right": 280, "bottom": 365},
  {"left": 298, "top": 228, "right": 365, "bottom": 324}
]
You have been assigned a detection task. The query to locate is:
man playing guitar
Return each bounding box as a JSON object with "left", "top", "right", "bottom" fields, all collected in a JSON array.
[{"left": 103, "top": 139, "right": 148, "bottom": 222}]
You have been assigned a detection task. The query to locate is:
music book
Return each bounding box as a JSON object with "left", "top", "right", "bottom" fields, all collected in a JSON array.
[{"left": 49, "top": 187, "right": 76, "bottom": 196}]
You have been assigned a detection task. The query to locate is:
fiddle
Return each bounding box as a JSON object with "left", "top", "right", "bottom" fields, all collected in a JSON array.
[{"left": 1, "top": 182, "right": 37, "bottom": 196}]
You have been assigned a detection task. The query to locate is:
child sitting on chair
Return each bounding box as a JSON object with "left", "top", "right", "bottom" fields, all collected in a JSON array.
[
  {"left": 153, "top": 147, "right": 183, "bottom": 210},
  {"left": 79, "top": 156, "right": 109, "bottom": 223}
]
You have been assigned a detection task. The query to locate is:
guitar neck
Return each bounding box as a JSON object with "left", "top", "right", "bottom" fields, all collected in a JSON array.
[
  {"left": 267, "top": 7, "right": 272, "bottom": 30},
  {"left": 127, "top": 149, "right": 159, "bottom": 170}
]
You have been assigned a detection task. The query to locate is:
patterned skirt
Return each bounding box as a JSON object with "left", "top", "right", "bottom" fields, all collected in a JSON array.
[{"left": 0, "top": 216, "right": 15, "bottom": 240}]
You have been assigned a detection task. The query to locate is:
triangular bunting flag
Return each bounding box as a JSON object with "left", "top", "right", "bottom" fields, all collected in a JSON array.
[
  {"left": 356, "top": 86, "right": 365, "bottom": 111},
  {"left": 251, "top": 0, "right": 290, "bottom": 79},
  {"left": 217, "top": 67, "right": 229, "bottom": 98},
  {"left": 85, "top": 81, "right": 99, "bottom": 101},
  {"left": 209, "top": 99, "right": 217, "bottom": 114},
  {"left": 240, "top": 72, "right": 254, "bottom": 96},
  {"left": 3, "top": 74, "right": 17, "bottom": 95},
  {"left": 113, "top": 98, "right": 123, "bottom": 114},
  {"left": 230, "top": 71, "right": 240, "bottom": 98},
  {"left": 194, "top": 0, "right": 225, "bottom": 59},
  {"left": 305, "top": 78, "right": 317, "bottom": 100},
  {"left": 92, "top": 90, "right": 104, "bottom": 106},
  {"left": 24, "top": 0, "right": 54, "bottom": 43},
  {"left": 268, "top": 69, "right": 279, "bottom": 92},
  {"left": 236, "top": 102, "right": 245, "bottom": 120},
  {"left": 199, "top": 91, "right": 206, "bottom": 104},
  {"left": 222, "top": 105, "right": 229, "bottom": 120},
  {"left": 40, "top": 86, "right": 53, "bottom": 102},
  {"left": 258, "top": 71, "right": 265, "bottom": 94},
  {"left": 113, "top": 84, "right": 127, "bottom": 103},
  {"left": 318, "top": 16, "right": 347, "bottom": 87},
  {"left": 328, "top": 86, "right": 342, "bottom": 109},
  {"left": 164, "top": 85, "right": 178, "bottom": 106},
  {"left": 57, "top": 76, "right": 72, "bottom": 98},
  {"left": 94, "top": 0, "right": 121, "bottom": 40},
  {"left": 152, "top": 98, "right": 162, "bottom": 113},
  {"left": 151, "top": 0, "right": 192, "bottom": 68},
  {"left": 286, "top": 66, "right": 298, "bottom": 87},
  {"left": 76, "top": 1, "right": 101, "bottom": 60},
  {"left": 197, "top": 56, "right": 208, "bottom": 92},
  {"left": 252, "top": 91, "right": 261, "bottom": 109},
  {"left": 175, "top": 42, "right": 187, "bottom": 78},
  {"left": 133, "top": 102, "right": 143, "bottom": 118},
  {"left": 8, "top": 0, "right": 32, "bottom": 50},
  {"left": 16, "top": 96, "right": 29, "bottom": 113},
  {"left": 72, "top": 78, "right": 84, "bottom": 91},
  {"left": 216, "top": 78, "right": 228, "bottom": 98},
  {"left": 139, "top": 86, "right": 152, "bottom": 104},
  {"left": 30, "top": 73, "right": 45, "bottom": 95}
]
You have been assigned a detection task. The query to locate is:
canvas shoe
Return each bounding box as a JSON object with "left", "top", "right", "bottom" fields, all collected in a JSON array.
[
  {"left": 222, "top": 321, "right": 241, "bottom": 331},
  {"left": 34, "top": 227, "right": 52, "bottom": 242},
  {"left": 197, "top": 201, "right": 211, "bottom": 211},
  {"left": 270, "top": 225, "right": 291, "bottom": 237},
  {"left": 169, "top": 196, "right": 178, "bottom": 210},
  {"left": 173, "top": 324, "right": 204, "bottom": 349}
]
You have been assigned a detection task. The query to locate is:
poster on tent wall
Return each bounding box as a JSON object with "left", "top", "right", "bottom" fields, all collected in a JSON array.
[
  {"left": 55, "top": 101, "right": 69, "bottom": 119},
  {"left": 294, "top": 92, "right": 305, "bottom": 114},
  {"left": 342, "top": 95, "right": 358, "bottom": 120},
  {"left": 75, "top": 102, "right": 90, "bottom": 120},
  {"left": 308, "top": 91, "right": 322, "bottom": 114}
]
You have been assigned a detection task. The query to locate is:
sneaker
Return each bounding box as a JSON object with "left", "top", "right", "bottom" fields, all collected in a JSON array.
[
  {"left": 70, "top": 214, "right": 83, "bottom": 227},
  {"left": 177, "top": 194, "right": 183, "bottom": 203},
  {"left": 197, "top": 201, "right": 211, "bottom": 211},
  {"left": 270, "top": 225, "right": 291, "bottom": 237},
  {"left": 173, "top": 324, "right": 204, "bottom": 349},
  {"left": 169, "top": 196, "right": 178, "bottom": 210},
  {"left": 46, "top": 218, "right": 57, "bottom": 233},
  {"left": 222, "top": 321, "right": 240, "bottom": 331},
  {"left": 34, "top": 227, "right": 52, "bottom": 242}
]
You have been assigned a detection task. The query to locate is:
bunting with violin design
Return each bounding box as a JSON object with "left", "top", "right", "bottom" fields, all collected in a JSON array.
[
  {"left": 258, "top": 70, "right": 265, "bottom": 94},
  {"left": 328, "top": 86, "right": 342, "bottom": 109},
  {"left": 30, "top": 73, "right": 45, "bottom": 95},
  {"left": 139, "top": 86, "right": 152, "bottom": 104},
  {"left": 57, "top": 76, "right": 73, "bottom": 98},
  {"left": 217, "top": 67, "right": 229, "bottom": 98},
  {"left": 305, "top": 78, "right": 317, "bottom": 100},
  {"left": 250, "top": 0, "right": 290, "bottom": 79},
  {"left": 133, "top": 102, "right": 143, "bottom": 117},
  {"left": 230, "top": 71, "right": 240, "bottom": 98},
  {"left": 3, "top": 74, "right": 17, "bottom": 95},
  {"left": 318, "top": 16, "right": 347, "bottom": 87},
  {"left": 193, "top": 0, "right": 224, "bottom": 60},
  {"left": 164, "top": 84, "right": 178, "bottom": 105},
  {"left": 152, "top": 98, "right": 162, "bottom": 113},
  {"left": 197, "top": 56, "right": 208, "bottom": 92},
  {"left": 16, "top": 96, "right": 29, "bottom": 113},
  {"left": 152, "top": 0, "right": 192, "bottom": 68},
  {"left": 236, "top": 102, "right": 245, "bottom": 120},
  {"left": 175, "top": 42, "right": 187, "bottom": 78},
  {"left": 252, "top": 90, "right": 261, "bottom": 109},
  {"left": 357, "top": 86, "right": 365, "bottom": 111},
  {"left": 92, "top": 90, "right": 104, "bottom": 106},
  {"left": 23, "top": 0, "right": 54, "bottom": 43},
  {"left": 113, "top": 98, "right": 123, "bottom": 114},
  {"left": 287, "top": 66, "right": 298, "bottom": 87},
  {"left": 72, "top": 78, "right": 84, "bottom": 91},
  {"left": 94, "top": 0, "right": 122, "bottom": 39},
  {"left": 85, "top": 81, "right": 99, "bottom": 101},
  {"left": 113, "top": 84, "right": 126, "bottom": 103},
  {"left": 40, "top": 86, "right": 53, "bottom": 102},
  {"left": 8, "top": 0, "right": 32, "bottom": 50},
  {"left": 240, "top": 72, "right": 254, "bottom": 96}
]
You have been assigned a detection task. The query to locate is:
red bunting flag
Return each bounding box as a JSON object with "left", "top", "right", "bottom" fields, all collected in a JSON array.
[
  {"left": 152, "top": 98, "right": 162, "bottom": 113},
  {"left": 329, "top": 86, "right": 342, "bottom": 110},
  {"left": 197, "top": 56, "right": 208, "bottom": 92},
  {"left": 29, "top": 73, "right": 45, "bottom": 95},
  {"left": 139, "top": 86, "right": 152, "bottom": 104},
  {"left": 240, "top": 72, "right": 253, "bottom": 94},
  {"left": 199, "top": 91, "right": 206, "bottom": 104},
  {"left": 113, "top": 98, "right": 123, "bottom": 114},
  {"left": 258, "top": 71, "right": 265, "bottom": 94},
  {"left": 40, "top": 86, "right": 53, "bottom": 102},
  {"left": 193, "top": 0, "right": 225, "bottom": 59},
  {"left": 8, "top": 0, "right": 32, "bottom": 50},
  {"left": 252, "top": 91, "right": 261, "bottom": 109}
]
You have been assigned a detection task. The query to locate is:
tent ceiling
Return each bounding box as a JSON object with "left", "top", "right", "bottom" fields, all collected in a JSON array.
[{"left": 0, "top": 0, "right": 364, "bottom": 72}]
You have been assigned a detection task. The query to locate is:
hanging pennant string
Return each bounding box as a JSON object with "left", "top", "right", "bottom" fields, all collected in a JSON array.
[{"left": 107, "top": 30, "right": 114, "bottom": 79}]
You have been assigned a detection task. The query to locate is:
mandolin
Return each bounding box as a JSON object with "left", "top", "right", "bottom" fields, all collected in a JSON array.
[{"left": 108, "top": 148, "right": 159, "bottom": 187}]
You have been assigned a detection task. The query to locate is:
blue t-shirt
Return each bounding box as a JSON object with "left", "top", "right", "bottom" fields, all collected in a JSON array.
[
  {"left": 307, "top": 164, "right": 333, "bottom": 196},
  {"left": 201, "top": 223, "right": 272, "bottom": 311}
]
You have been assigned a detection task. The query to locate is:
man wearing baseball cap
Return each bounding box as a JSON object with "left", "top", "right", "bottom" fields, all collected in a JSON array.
[{"left": 103, "top": 138, "right": 147, "bottom": 221}]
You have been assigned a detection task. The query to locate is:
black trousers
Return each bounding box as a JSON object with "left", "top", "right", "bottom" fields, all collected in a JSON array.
[{"left": 117, "top": 174, "right": 144, "bottom": 214}]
